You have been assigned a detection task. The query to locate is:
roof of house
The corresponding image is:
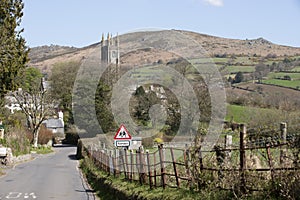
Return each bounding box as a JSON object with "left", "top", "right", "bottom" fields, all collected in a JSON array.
[{"left": 43, "top": 118, "right": 64, "bottom": 128}]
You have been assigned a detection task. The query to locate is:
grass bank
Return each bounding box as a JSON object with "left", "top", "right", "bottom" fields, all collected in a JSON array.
[
  {"left": 31, "top": 146, "right": 53, "bottom": 154},
  {"left": 80, "top": 156, "right": 235, "bottom": 200}
]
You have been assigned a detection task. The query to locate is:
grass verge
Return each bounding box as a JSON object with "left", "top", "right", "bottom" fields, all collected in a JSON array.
[
  {"left": 30, "top": 146, "right": 53, "bottom": 154},
  {"left": 80, "top": 156, "right": 238, "bottom": 200}
]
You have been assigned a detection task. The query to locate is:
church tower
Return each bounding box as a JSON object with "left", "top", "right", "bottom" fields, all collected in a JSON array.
[
  {"left": 101, "top": 33, "right": 120, "bottom": 84},
  {"left": 101, "top": 33, "right": 120, "bottom": 65}
]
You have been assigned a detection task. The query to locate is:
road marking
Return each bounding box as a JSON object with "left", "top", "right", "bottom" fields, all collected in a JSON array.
[
  {"left": 24, "top": 193, "right": 36, "bottom": 199},
  {"left": 5, "top": 192, "right": 22, "bottom": 199},
  {"left": 3, "top": 192, "right": 37, "bottom": 199}
]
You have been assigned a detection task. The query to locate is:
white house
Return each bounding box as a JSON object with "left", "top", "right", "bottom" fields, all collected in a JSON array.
[
  {"left": 42, "top": 111, "right": 64, "bottom": 137},
  {"left": 4, "top": 92, "right": 22, "bottom": 114}
]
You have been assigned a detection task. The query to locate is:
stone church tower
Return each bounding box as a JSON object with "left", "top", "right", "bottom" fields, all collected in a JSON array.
[
  {"left": 101, "top": 33, "right": 120, "bottom": 65},
  {"left": 101, "top": 33, "right": 120, "bottom": 84}
]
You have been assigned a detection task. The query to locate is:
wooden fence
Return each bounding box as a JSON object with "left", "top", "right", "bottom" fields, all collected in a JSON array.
[{"left": 83, "top": 122, "right": 300, "bottom": 192}]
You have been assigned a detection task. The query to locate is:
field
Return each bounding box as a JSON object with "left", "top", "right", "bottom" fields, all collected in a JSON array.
[
  {"left": 267, "top": 72, "right": 300, "bottom": 80},
  {"left": 224, "top": 65, "right": 255, "bottom": 73},
  {"left": 258, "top": 71, "right": 300, "bottom": 89},
  {"left": 262, "top": 79, "right": 300, "bottom": 89},
  {"left": 292, "top": 66, "right": 300, "bottom": 71},
  {"left": 225, "top": 104, "right": 282, "bottom": 123}
]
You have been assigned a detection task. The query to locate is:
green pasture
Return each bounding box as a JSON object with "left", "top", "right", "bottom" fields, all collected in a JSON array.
[
  {"left": 190, "top": 58, "right": 213, "bottom": 64},
  {"left": 190, "top": 57, "right": 228, "bottom": 64},
  {"left": 264, "top": 71, "right": 300, "bottom": 89},
  {"left": 264, "top": 60, "right": 279, "bottom": 65},
  {"left": 225, "top": 104, "right": 283, "bottom": 124},
  {"left": 212, "top": 57, "right": 228, "bottom": 63},
  {"left": 262, "top": 79, "right": 300, "bottom": 89},
  {"left": 268, "top": 72, "right": 300, "bottom": 80},
  {"left": 292, "top": 66, "right": 300, "bottom": 71},
  {"left": 234, "top": 56, "right": 257, "bottom": 65},
  {"left": 225, "top": 65, "right": 255, "bottom": 73},
  {"left": 226, "top": 104, "right": 254, "bottom": 123}
]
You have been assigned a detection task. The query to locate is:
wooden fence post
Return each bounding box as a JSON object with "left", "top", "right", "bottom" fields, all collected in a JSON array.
[
  {"left": 99, "top": 151, "right": 102, "bottom": 170},
  {"left": 136, "top": 151, "right": 140, "bottom": 183},
  {"left": 139, "top": 146, "right": 146, "bottom": 185},
  {"left": 94, "top": 149, "right": 99, "bottom": 168},
  {"left": 121, "top": 149, "right": 127, "bottom": 179},
  {"left": 158, "top": 144, "right": 166, "bottom": 189},
  {"left": 198, "top": 147, "right": 203, "bottom": 171},
  {"left": 125, "top": 149, "right": 130, "bottom": 179},
  {"left": 146, "top": 151, "right": 153, "bottom": 189},
  {"left": 239, "top": 124, "right": 247, "bottom": 193},
  {"left": 113, "top": 149, "right": 118, "bottom": 177},
  {"left": 130, "top": 150, "right": 134, "bottom": 181},
  {"left": 170, "top": 148, "right": 180, "bottom": 188},
  {"left": 109, "top": 150, "right": 114, "bottom": 176},
  {"left": 225, "top": 135, "right": 232, "bottom": 162},
  {"left": 266, "top": 144, "right": 275, "bottom": 182},
  {"left": 101, "top": 150, "right": 105, "bottom": 170},
  {"left": 154, "top": 150, "right": 157, "bottom": 188},
  {"left": 280, "top": 122, "right": 287, "bottom": 165},
  {"left": 104, "top": 151, "right": 108, "bottom": 173},
  {"left": 185, "top": 144, "right": 193, "bottom": 190}
]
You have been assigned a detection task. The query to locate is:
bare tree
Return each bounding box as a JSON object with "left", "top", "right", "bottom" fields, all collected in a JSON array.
[{"left": 12, "top": 77, "right": 55, "bottom": 147}]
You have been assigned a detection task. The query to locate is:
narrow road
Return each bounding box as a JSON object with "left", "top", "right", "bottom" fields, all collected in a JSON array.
[{"left": 0, "top": 145, "right": 95, "bottom": 200}]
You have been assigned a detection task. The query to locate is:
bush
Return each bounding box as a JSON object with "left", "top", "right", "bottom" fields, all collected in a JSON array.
[
  {"left": 76, "top": 139, "right": 84, "bottom": 159},
  {"left": 142, "top": 137, "right": 154, "bottom": 148},
  {"left": 38, "top": 126, "right": 54, "bottom": 145},
  {"left": 63, "top": 130, "right": 79, "bottom": 145},
  {"left": 153, "top": 137, "right": 163, "bottom": 144},
  {"left": 2, "top": 127, "right": 31, "bottom": 156}
]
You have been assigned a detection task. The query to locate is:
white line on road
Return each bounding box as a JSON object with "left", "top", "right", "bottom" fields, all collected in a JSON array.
[{"left": 2, "top": 192, "right": 37, "bottom": 199}]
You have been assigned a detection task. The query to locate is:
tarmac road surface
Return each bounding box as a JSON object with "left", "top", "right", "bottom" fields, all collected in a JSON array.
[{"left": 0, "top": 145, "right": 96, "bottom": 200}]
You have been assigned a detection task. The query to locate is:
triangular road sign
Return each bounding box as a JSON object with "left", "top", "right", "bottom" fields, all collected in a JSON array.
[{"left": 114, "top": 124, "right": 132, "bottom": 140}]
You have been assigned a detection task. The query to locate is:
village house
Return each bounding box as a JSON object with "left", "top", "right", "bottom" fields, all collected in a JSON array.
[{"left": 42, "top": 111, "right": 64, "bottom": 137}]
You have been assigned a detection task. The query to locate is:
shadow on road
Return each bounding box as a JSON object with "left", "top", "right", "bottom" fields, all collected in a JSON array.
[
  {"left": 53, "top": 144, "right": 77, "bottom": 148},
  {"left": 68, "top": 154, "right": 78, "bottom": 160},
  {"left": 75, "top": 189, "right": 95, "bottom": 193},
  {"left": 52, "top": 144, "right": 79, "bottom": 160}
]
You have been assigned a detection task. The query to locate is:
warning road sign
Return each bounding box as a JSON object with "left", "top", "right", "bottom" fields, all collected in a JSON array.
[{"left": 114, "top": 124, "right": 132, "bottom": 140}]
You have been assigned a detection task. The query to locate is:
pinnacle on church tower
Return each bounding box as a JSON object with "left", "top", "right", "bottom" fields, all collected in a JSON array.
[
  {"left": 101, "top": 33, "right": 104, "bottom": 46},
  {"left": 107, "top": 33, "right": 111, "bottom": 45}
]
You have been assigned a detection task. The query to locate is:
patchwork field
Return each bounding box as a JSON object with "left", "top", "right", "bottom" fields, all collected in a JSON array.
[{"left": 262, "top": 72, "right": 300, "bottom": 89}]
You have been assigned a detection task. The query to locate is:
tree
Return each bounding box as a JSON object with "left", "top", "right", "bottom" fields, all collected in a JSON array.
[
  {"left": 95, "top": 81, "right": 117, "bottom": 133},
  {"left": 22, "top": 67, "right": 43, "bottom": 91},
  {"left": 255, "top": 63, "right": 269, "bottom": 81},
  {"left": 131, "top": 86, "right": 161, "bottom": 126},
  {"left": 234, "top": 71, "right": 244, "bottom": 83},
  {"left": 0, "top": 0, "right": 29, "bottom": 97},
  {"left": 49, "top": 61, "right": 80, "bottom": 125},
  {"left": 12, "top": 67, "right": 55, "bottom": 147}
]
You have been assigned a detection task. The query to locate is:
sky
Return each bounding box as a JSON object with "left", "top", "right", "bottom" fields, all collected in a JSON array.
[{"left": 21, "top": 0, "right": 300, "bottom": 48}]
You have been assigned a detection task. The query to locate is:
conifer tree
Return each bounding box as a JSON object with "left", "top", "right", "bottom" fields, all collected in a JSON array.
[{"left": 0, "top": 0, "right": 29, "bottom": 97}]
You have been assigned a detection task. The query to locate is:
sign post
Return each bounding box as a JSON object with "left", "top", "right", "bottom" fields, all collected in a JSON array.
[{"left": 114, "top": 124, "right": 132, "bottom": 148}]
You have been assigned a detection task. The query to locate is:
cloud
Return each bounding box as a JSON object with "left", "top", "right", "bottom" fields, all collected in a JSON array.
[{"left": 204, "top": 0, "right": 224, "bottom": 7}]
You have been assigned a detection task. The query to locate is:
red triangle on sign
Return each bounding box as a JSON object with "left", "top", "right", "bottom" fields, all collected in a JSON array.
[{"left": 114, "top": 124, "right": 132, "bottom": 140}]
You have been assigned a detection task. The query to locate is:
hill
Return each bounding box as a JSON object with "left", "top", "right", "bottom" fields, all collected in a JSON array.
[
  {"left": 29, "top": 44, "right": 78, "bottom": 64},
  {"left": 28, "top": 29, "right": 300, "bottom": 74}
]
